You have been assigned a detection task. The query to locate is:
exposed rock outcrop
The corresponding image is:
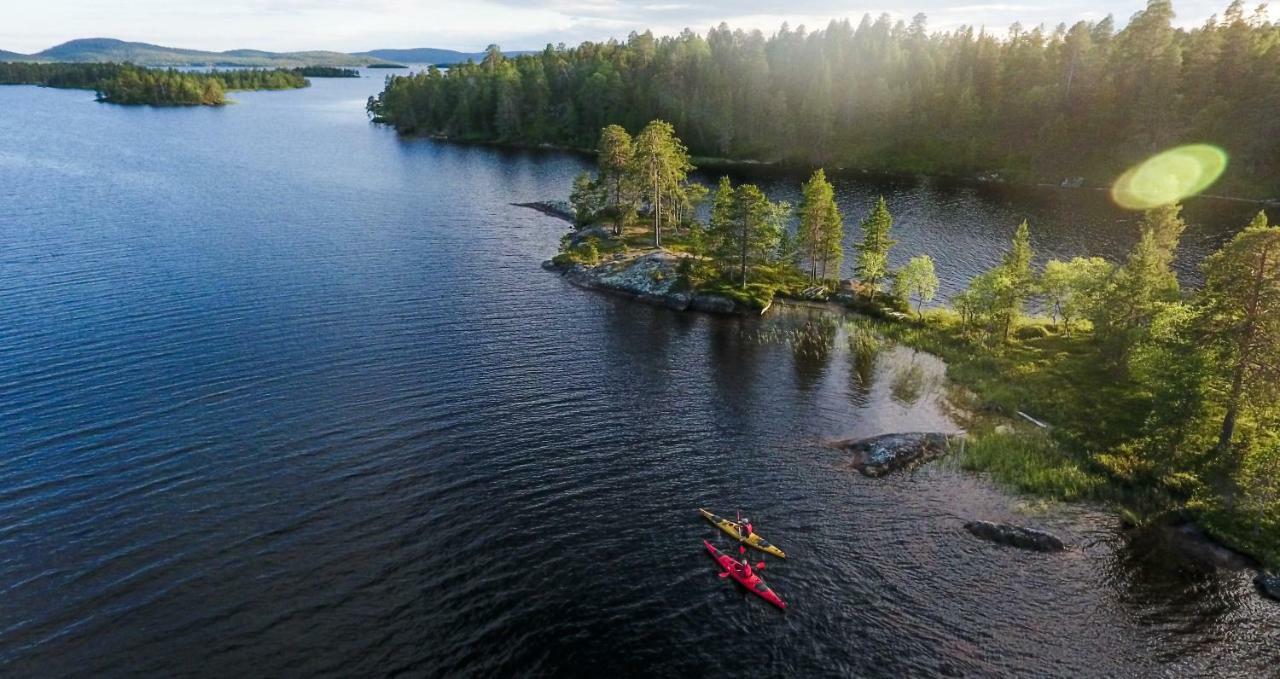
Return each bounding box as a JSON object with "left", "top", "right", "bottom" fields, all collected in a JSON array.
[
  {"left": 512, "top": 201, "right": 574, "bottom": 223},
  {"left": 544, "top": 251, "right": 759, "bottom": 316},
  {"left": 964, "top": 521, "right": 1066, "bottom": 552},
  {"left": 833, "top": 432, "right": 954, "bottom": 477}
]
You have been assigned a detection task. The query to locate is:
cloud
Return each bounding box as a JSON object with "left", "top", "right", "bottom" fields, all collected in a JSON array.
[{"left": 0, "top": 0, "right": 1235, "bottom": 54}]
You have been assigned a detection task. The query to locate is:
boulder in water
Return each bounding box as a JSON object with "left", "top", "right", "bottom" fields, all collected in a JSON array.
[
  {"left": 836, "top": 432, "right": 953, "bottom": 477},
  {"left": 964, "top": 521, "right": 1066, "bottom": 552}
]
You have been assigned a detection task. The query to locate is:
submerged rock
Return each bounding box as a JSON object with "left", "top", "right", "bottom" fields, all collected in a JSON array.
[
  {"left": 964, "top": 521, "right": 1066, "bottom": 552},
  {"left": 1256, "top": 573, "right": 1280, "bottom": 601},
  {"left": 835, "top": 432, "right": 953, "bottom": 477},
  {"left": 1161, "top": 523, "right": 1257, "bottom": 571}
]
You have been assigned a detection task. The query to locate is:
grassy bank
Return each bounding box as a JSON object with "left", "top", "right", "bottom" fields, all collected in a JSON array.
[{"left": 863, "top": 306, "right": 1278, "bottom": 570}]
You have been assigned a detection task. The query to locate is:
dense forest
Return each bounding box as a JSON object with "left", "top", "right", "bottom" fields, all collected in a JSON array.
[
  {"left": 0, "top": 62, "right": 309, "bottom": 105},
  {"left": 367, "top": 0, "right": 1280, "bottom": 197}
]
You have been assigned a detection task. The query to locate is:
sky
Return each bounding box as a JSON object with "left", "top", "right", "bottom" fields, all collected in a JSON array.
[{"left": 0, "top": 0, "right": 1239, "bottom": 54}]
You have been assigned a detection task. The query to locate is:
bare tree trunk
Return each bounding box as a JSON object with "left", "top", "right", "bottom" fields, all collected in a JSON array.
[
  {"left": 1218, "top": 369, "right": 1244, "bottom": 451},
  {"left": 1219, "top": 243, "right": 1270, "bottom": 450}
]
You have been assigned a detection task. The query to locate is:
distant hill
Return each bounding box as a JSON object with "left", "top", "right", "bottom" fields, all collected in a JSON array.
[
  {"left": 359, "top": 48, "right": 481, "bottom": 65},
  {"left": 0, "top": 38, "right": 524, "bottom": 68}
]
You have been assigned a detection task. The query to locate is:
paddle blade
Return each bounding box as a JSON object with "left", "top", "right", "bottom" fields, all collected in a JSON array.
[
  {"left": 756, "top": 562, "right": 766, "bottom": 570},
  {"left": 739, "top": 545, "right": 746, "bottom": 555},
  {"left": 718, "top": 571, "right": 730, "bottom": 578}
]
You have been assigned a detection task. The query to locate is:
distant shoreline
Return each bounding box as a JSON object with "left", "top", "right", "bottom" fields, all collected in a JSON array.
[{"left": 404, "top": 132, "right": 1280, "bottom": 207}]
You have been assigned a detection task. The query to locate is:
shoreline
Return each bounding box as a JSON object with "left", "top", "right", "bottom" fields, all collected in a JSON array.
[
  {"left": 537, "top": 235, "right": 1278, "bottom": 585},
  {"left": 418, "top": 132, "right": 1280, "bottom": 206}
]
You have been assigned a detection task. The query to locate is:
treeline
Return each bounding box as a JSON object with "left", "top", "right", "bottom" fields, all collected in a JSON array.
[
  {"left": 0, "top": 62, "right": 128, "bottom": 89},
  {"left": 367, "top": 0, "right": 1280, "bottom": 196},
  {"left": 0, "top": 62, "right": 309, "bottom": 105},
  {"left": 292, "top": 66, "right": 360, "bottom": 78}
]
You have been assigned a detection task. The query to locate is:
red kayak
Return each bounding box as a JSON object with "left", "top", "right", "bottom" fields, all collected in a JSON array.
[{"left": 704, "top": 540, "right": 787, "bottom": 610}]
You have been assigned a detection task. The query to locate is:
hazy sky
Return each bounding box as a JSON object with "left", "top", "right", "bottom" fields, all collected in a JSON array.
[{"left": 1, "top": 0, "right": 1237, "bottom": 54}]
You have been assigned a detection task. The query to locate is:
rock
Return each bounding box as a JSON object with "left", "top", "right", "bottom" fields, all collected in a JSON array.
[
  {"left": 665, "top": 292, "right": 691, "bottom": 311},
  {"left": 568, "top": 225, "right": 612, "bottom": 248},
  {"left": 835, "top": 432, "right": 953, "bottom": 477},
  {"left": 964, "top": 521, "right": 1066, "bottom": 552},
  {"left": 512, "top": 200, "right": 575, "bottom": 223},
  {"left": 691, "top": 294, "right": 738, "bottom": 315},
  {"left": 1255, "top": 573, "right": 1280, "bottom": 601},
  {"left": 1162, "top": 523, "right": 1257, "bottom": 571},
  {"left": 1060, "top": 176, "right": 1085, "bottom": 189}
]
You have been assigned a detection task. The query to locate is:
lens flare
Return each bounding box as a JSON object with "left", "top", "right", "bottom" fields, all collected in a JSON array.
[{"left": 1110, "top": 144, "right": 1228, "bottom": 210}]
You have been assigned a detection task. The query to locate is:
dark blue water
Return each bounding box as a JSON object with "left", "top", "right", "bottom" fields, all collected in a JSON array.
[{"left": 1, "top": 74, "right": 1275, "bottom": 678}]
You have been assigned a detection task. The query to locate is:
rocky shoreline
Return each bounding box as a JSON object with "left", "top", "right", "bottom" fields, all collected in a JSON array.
[
  {"left": 536, "top": 220, "right": 1279, "bottom": 600},
  {"left": 542, "top": 250, "right": 767, "bottom": 316}
]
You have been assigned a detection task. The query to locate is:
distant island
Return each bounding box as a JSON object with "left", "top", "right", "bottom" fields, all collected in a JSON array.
[
  {"left": 293, "top": 66, "right": 360, "bottom": 78},
  {"left": 0, "top": 62, "right": 308, "bottom": 105},
  {"left": 367, "top": 2, "right": 1280, "bottom": 201},
  {"left": 0, "top": 38, "right": 529, "bottom": 68}
]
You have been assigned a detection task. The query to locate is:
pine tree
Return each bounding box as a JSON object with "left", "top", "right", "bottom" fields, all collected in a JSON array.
[
  {"left": 995, "top": 220, "right": 1035, "bottom": 339},
  {"left": 631, "top": 120, "right": 692, "bottom": 248},
  {"left": 733, "top": 184, "right": 772, "bottom": 288},
  {"left": 708, "top": 176, "right": 737, "bottom": 273},
  {"left": 797, "top": 169, "right": 842, "bottom": 282},
  {"left": 569, "top": 172, "right": 602, "bottom": 227},
  {"left": 855, "top": 196, "right": 895, "bottom": 301},
  {"left": 1198, "top": 211, "right": 1280, "bottom": 452},
  {"left": 597, "top": 125, "right": 635, "bottom": 235},
  {"left": 1095, "top": 204, "right": 1186, "bottom": 356}
]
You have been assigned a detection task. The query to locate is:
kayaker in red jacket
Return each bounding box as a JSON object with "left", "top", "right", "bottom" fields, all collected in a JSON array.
[
  {"left": 738, "top": 518, "right": 753, "bottom": 539},
  {"left": 737, "top": 558, "right": 754, "bottom": 579}
]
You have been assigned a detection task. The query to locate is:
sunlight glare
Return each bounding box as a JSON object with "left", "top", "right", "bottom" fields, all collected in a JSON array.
[{"left": 1111, "top": 144, "right": 1228, "bottom": 210}]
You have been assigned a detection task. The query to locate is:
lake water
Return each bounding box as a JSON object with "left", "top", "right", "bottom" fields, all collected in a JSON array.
[{"left": 0, "top": 73, "right": 1275, "bottom": 677}]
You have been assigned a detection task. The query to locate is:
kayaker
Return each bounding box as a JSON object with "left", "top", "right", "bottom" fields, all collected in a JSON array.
[
  {"left": 738, "top": 518, "right": 753, "bottom": 539},
  {"left": 737, "top": 558, "right": 753, "bottom": 579}
]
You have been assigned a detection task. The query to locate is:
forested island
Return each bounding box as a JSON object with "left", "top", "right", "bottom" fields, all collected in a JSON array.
[
  {"left": 292, "top": 66, "right": 360, "bottom": 78},
  {"left": 366, "top": 0, "right": 1280, "bottom": 199},
  {"left": 543, "top": 119, "right": 1279, "bottom": 573},
  {"left": 0, "top": 62, "right": 309, "bottom": 105}
]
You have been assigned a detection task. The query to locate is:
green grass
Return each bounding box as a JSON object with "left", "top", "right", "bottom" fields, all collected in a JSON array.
[
  {"left": 867, "top": 307, "right": 1280, "bottom": 569},
  {"left": 956, "top": 428, "right": 1106, "bottom": 502}
]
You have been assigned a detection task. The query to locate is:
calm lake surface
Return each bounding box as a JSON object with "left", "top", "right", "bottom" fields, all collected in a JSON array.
[{"left": 0, "top": 73, "right": 1275, "bottom": 677}]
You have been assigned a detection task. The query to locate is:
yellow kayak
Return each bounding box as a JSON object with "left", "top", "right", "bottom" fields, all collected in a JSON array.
[{"left": 698, "top": 508, "right": 787, "bottom": 559}]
